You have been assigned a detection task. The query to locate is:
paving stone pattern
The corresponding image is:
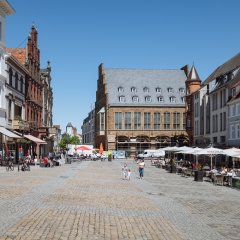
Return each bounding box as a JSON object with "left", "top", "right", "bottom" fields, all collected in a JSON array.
[{"left": 0, "top": 159, "right": 239, "bottom": 240}]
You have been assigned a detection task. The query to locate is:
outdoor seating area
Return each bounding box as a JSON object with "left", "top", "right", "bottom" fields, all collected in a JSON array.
[{"left": 152, "top": 146, "right": 240, "bottom": 189}]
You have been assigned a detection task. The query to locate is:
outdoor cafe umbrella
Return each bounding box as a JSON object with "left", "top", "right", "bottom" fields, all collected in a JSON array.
[
  {"left": 160, "top": 146, "right": 180, "bottom": 160},
  {"left": 193, "top": 147, "right": 226, "bottom": 170},
  {"left": 74, "top": 145, "right": 92, "bottom": 156},
  {"left": 178, "top": 147, "right": 203, "bottom": 165},
  {"left": 74, "top": 145, "right": 92, "bottom": 151},
  {"left": 223, "top": 148, "right": 240, "bottom": 168},
  {"left": 175, "top": 146, "right": 194, "bottom": 161}
]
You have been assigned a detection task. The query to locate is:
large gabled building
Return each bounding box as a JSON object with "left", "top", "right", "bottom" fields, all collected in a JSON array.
[{"left": 95, "top": 63, "right": 190, "bottom": 156}]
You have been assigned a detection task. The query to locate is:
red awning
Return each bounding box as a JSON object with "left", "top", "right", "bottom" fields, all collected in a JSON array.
[{"left": 75, "top": 145, "right": 92, "bottom": 151}]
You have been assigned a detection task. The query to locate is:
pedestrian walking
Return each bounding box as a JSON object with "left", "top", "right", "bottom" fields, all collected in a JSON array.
[
  {"left": 122, "top": 163, "right": 128, "bottom": 179},
  {"left": 138, "top": 159, "right": 145, "bottom": 179},
  {"left": 127, "top": 169, "right": 131, "bottom": 180},
  {"left": 34, "top": 156, "right": 38, "bottom": 166}
]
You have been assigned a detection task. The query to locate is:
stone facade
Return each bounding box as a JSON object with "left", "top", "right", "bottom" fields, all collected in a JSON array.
[{"left": 95, "top": 63, "right": 190, "bottom": 156}]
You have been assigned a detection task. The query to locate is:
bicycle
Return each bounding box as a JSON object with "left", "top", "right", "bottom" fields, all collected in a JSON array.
[{"left": 6, "top": 160, "right": 14, "bottom": 171}]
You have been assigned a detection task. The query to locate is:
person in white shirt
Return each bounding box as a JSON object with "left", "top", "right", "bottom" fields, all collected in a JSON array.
[{"left": 138, "top": 160, "right": 145, "bottom": 179}]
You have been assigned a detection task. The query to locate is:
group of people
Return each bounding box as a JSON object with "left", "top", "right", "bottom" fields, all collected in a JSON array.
[{"left": 121, "top": 159, "right": 145, "bottom": 180}]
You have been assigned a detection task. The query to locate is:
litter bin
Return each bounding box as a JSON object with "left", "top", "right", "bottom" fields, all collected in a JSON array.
[{"left": 194, "top": 170, "right": 204, "bottom": 182}]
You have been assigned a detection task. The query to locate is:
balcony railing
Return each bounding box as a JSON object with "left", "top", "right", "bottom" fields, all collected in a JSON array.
[{"left": 12, "top": 119, "right": 30, "bottom": 130}]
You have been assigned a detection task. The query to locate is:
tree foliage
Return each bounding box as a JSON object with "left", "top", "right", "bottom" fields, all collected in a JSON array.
[
  {"left": 59, "top": 134, "right": 80, "bottom": 149},
  {"left": 70, "top": 136, "right": 80, "bottom": 145}
]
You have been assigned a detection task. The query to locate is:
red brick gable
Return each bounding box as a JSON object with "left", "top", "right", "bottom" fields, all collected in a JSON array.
[{"left": 7, "top": 48, "right": 26, "bottom": 65}]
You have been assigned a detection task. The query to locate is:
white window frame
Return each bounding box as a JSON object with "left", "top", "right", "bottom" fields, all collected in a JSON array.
[
  {"left": 179, "top": 88, "right": 185, "bottom": 93},
  {"left": 145, "top": 96, "right": 152, "bottom": 102},
  {"left": 156, "top": 87, "right": 161, "bottom": 93},
  {"left": 158, "top": 96, "right": 164, "bottom": 103},
  {"left": 119, "top": 96, "right": 125, "bottom": 102},
  {"left": 132, "top": 96, "right": 139, "bottom": 102},
  {"left": 143, "top": 87, "right": 149, "bottom": 93},
  {"left": 131, "top": 87, "right": 137, "bottom": 92},
  {"left": 168, "top": 87, "right": 173, "bottom": 93},
  {"left": 118, "top": 87, "right": 124, "bottom": 92},
  {"left": 170, "top": 96, "right": 176, "bottom": 103}
]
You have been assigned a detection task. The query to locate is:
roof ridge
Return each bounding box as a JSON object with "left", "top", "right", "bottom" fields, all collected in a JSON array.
[{"left": 106, "top": 67, "right": 183, "bottom": 71}]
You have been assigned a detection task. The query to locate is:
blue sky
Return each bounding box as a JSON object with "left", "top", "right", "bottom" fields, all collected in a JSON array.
[{"left": 6, "top": 0, "right": 240, "bottom": 133}]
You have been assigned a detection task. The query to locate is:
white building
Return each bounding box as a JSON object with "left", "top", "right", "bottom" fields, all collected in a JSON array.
[
  {"left": 227, "top": 77, "right": 240, "bottom": 146},
  {"left": 194, "top": 53, "right": 240, "bottom": 147},
  {"left": 0, "top": 0, "right": 15, "bottom": 127}
]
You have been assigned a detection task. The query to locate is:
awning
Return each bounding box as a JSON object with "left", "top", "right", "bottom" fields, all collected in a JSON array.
[
  {"left": 0, "top": 126, "right": 22, "bottom": 138},
  {"left": 24, "top": 134, "right": 47, "bottom": 144}
]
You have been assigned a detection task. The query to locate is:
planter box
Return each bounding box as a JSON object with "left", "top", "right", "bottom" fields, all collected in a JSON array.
[
  {"left": 232, "top": 178, "right": 240, "bottom": 189},
  {"left": 194, "top": 171, "right": 204, "bottom": 182},
  {"left": 170, "top": 165, "right": 176, "bottom": 173}
]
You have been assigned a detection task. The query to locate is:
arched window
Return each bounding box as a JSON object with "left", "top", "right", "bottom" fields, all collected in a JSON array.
[
  {"left": 157, "top": 96, "right": 164, "bottom": 103},
  {"left": 143, "top": 87, "right": 149, "bottom": 93},
  {"left": 132, "top": 96, "right": 139, "bottom": 102},
  {"left": 168, "top": 87, "right": 173, "bottom": 93},
  {"left": 15, "top": 73, "right": 19, "bottom": 90},
  {"left": 145, "top": 96, "right": 152, "bottom": 102},
  {"left": 170, "top": 96, "right": 176, "bottom": 103},
  {"left": 119, "top": 95, "right": 125, "bottom": 102},
  {"left": 131, "top": 87, "right": 137, "bottom": 92},
  {"left": 156, "top": 87, "right": 161, "bottom": 93},
  {"left": 118, "top": 87, "right": 124, "bottom": 92},
  {"left": 179, "top": 88, "right": 185, "bottom": 93},
  {"left": 9, "top": 68, "right": 13, "bottom": 86}
]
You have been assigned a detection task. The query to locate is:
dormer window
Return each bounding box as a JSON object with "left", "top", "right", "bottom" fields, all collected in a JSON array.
[
  {"left": 170, "top": 96, "right": 176, "bottom": 103},
  {"left": 131, "top": 87, "right": 137, "bottom": 92},
  {"left": 143, "top": 87, "right": 149, "bottom": 93},
  {"left": 119, "top": 95, "right": 125, "bottom": 102},
  {"left": 156, "top": 87, "right": 161, "bottom": 93},
  {"left": 118, "top": 87, "right": 124, "bottom": 92},
  {"left": 145, "top": 96, "right": 152, "bottom": 102},
  {"left": 168, "top": 87, "right": 173, "bottom": 93},
  {"left": 179, "top": 88, "right": 185, "bottom": 93},
  {"left": 132, "top": 96, "right": 139, "bottom": 102},
  {"left": 158, "top": 96, "right": 164, "bottom": 103}
]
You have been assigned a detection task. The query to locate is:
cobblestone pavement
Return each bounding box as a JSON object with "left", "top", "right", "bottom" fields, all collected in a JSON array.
[{"left": 0, "top": 160, "right": 239, "bottom": 240}]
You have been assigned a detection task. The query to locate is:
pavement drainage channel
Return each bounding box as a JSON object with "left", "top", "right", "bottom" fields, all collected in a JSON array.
[
  {"left": 59, "top": 176, "right": 69, "bottom": 178},
  {"left": 147, "top": 192, "right": 164, "bottom": 196}
]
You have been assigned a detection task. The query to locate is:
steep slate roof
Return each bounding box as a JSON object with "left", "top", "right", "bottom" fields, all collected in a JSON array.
[
  {"left": 187, "top": 64, "right": 201, "bottom": 81},
  {"left": 7, "top": 48, "right": 26, "bottom": 65},
  {"left": 203, "top": 53, "right": 240, "bottom": 85},
  {"left": 105, "top": 68, "right": 187, "bottom": 106}
]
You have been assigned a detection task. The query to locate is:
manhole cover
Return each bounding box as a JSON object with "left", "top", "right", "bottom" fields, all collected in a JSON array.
[{"left": 60, "top": 176, "right": 69, "bottom": 179}]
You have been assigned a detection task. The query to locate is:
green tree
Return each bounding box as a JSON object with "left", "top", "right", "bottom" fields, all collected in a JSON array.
[
  {"left": 59, "top": 134, "right": 71, "bottom": 150},
  {"left": 59, "top": 134, "right": 80, "bottom": 150},
  {"left": 70, "top": 135, "right": 80, "bottom": 145}
]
